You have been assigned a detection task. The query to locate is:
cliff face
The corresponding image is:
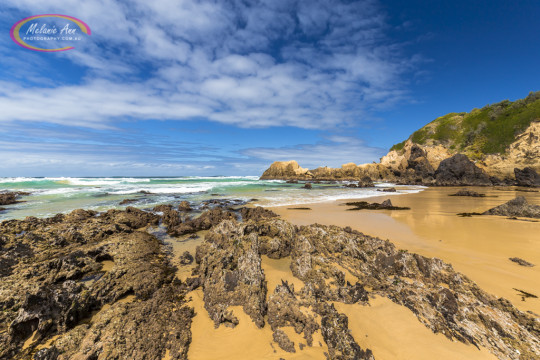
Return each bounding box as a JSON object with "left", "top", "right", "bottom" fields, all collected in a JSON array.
[
  {"left": 260, "top": 161, "right": 393, "bottom": 181},
  {"left": 384, "top": 121, "right": 540, "bottom": 180},
  {"left": 261, "top": 92, "right": 540, "bottom": 185},
  {"left": 260, "top": 160, "right": 312, "bottom": 180}
]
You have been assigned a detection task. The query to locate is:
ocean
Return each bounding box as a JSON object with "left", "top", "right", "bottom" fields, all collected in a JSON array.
[{"left": 0, "top": 176, "right": 425, "bottom": 220}]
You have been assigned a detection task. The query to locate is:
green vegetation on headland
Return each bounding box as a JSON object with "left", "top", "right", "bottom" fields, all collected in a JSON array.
[{"left": 390, "top": 91, "right": 540, "bottom": 158}]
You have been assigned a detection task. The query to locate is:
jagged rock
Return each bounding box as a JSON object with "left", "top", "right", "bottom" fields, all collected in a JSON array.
[
  {"left": 407, "top": 144, "right": 435, "bottom": 179},
  {"left": 515, "top": 167, "right": 540, "bottom": 187},
  {"left": 378, "top": 187, "right": 396, "bottom": 192},
  {"left": 0, "top": 209, "right": 192, "bottom": 360},
  {"left": 0, "top": 191, "right": 30, "bottom": 206},
  {"left": 319, "top": 303, "right": 374, "bottom": 360},
  {"left": 267, "top": 281, "right": 319, "bottom": 346},
  {"left": 449, "top": 189, "right": 486, "bottom": 197},
  {"left": 357, "top": 176, "right": 374, "bottom": 187},
  {"left": 509, "top": 257, "right": 535, "bottom": 267},
  {"left": 178, "top": 201, "right": 192, "bottom": 211},
  {"left": 272, "top": 329, "right": 296, "bottom": 353},
  {"left": 194, "top": 223, "right": 267, "bottom": 328},
  {"left": 179, "top": 251, "right": 194, "bottom": 265},
  {"left": 345, "top": 200, "right": 410, "bottom": 211},
  {"left": 260, "top": 161, "right": 312, "bottom": 180},
  {"left": 434, "top": 154, "right": 492, "bottom": 186},
  {"left": 119, "top": 198, "right": 137, "bottom": 205},
  {"left": 482, "top": 196, "right": 540, "bottom": 218},
  {"left": 168, "top": 209, "right": 236, "bottom": 236},
  {"left": 239, "top": 207, "right": 278, "bottom": 222},
  {"left": 337, "top": 282, "right": 369, "bottom": 304}
]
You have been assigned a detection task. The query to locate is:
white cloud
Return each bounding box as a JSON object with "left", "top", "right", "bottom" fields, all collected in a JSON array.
[{"left": 1, "top": 0, "right": 417, "bottom": 130}]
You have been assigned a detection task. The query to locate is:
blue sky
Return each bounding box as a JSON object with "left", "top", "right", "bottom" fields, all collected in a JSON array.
[{"left": 0, "top": 0, "right": 539, "bottom": 176}]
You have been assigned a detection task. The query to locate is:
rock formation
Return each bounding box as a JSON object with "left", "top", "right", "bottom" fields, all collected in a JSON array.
[
  {"left": 260, "top": 160, "right": 312, "bottom": 180},
  {"left": 434, "top": 154, "right": 492, "bottom": 186},
  {"left": 2, "top": 203, "right": 540, "bottom": 359},
  {"left": 0, "top": 191, "right": 29, "bottom": 206},
  {"left": 514, "top": 167, "right": 540, "bottom": 187},
  {"left": 482, "top": 196, "right": 540, "bottom": 218}
]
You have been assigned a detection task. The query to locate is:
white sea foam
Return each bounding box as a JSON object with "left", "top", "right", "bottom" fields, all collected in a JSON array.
[{"left": 258, "top": 186, "right": 425, "bottom": 207}]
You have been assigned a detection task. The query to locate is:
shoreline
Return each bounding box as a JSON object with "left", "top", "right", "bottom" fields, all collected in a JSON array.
[{"left": 269, "top": 186, "right": 540, "bottom": 315}]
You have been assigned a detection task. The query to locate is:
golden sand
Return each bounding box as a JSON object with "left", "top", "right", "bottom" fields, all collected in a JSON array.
[
  {"left": 271, "top": 187, "right": 540, "bottom": 314},
  {"left": 334, "top": 297, "right": 497, "bottom": 360},
  {"left": 261, "top": 255, "right": 304, "bottom": 294},
  {"left": 100, "top": 260, "right": 114, "bottom": 272},
  {"left": 187, "top": 289, "right": 328, "bottom": 360}
]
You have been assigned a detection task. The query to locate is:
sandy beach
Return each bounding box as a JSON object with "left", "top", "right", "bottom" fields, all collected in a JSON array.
[{"left": 271, "top": 187, "right": 540, "bottom": 315}]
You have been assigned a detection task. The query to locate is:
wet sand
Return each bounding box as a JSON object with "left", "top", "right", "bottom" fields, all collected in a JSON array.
[
  {"left": 187, "top": 289, "right": 328, "bottom": 360},
  {"left": 271, "top": 187, "right": 540, "bottom": 315},
  {"left": 334, "top": 297, "right": 497, "bottom": 360}
]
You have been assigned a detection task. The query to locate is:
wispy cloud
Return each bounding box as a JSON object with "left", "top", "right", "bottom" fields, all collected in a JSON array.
[
  {"left": 1, "top": 0, "right": 417, "bottom": 130},
  {"left": 242, "top": 135, "right": 386, "bottom": 169}
]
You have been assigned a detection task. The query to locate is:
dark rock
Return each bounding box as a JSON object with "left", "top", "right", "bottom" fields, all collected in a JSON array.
[
  {"left": 168, "top": 209, "right": 236, "bottom": 236},
  {"left": 0, "top": 210, "right": 193, "bottom": 359},
  {"left": 239, "top": 207, "right": 278, "bottom": 222},
  {"left": 272, "top": 329, "right": 296, "bottom": 353},
  {"left": 509, "top": 257, "right": 535, "bottom": 267},
  {"left": 0, "top": 191, "right": 29, "bottom": 206},
  {"left": 449, "top": 189, "right": 486, "bottom": 197},
  {"left": 286, "top": 180, "right": 298, "bottom": 184},
  {"left": 194, "top": 225, "right": 267, "bottom": 328},
  {"left": 407, "top": 144, "right": 435, "bottom": 179},
  {"left": 378, "top": 187, "right": 397, "bottom": 192},
  {"left": 514, "top": 167, "right": 540, "bottom": 187},
  {"left": 434, "top": 154, "right": 492, "bottom": 186},
  {"left": 345, "top": 200, "right": 410, "bottom": 211},
  {"left": 119, "top": 198, "right": 137, "bottom": 205},
  {"left": 178, "top": 201, "right": 192, "bottom": 212},
  {"left": 179, "top": 251, "right": 194, "bottom": 265},
  {"left": 337, "top": 282, "right": 369, "bottom": 304},
  {"left": 482, "top": 196, "right": 540, "bottom": 218},
  {"left": 357, "top": 176, "right": 374, "bottom": 188},
  {"left": 320, "top": 304, "right": 374, "bottom": 360},
  {"left": 267, "top": 281, "right": 319, "bottom": 346},
  {"left": 303, "top": 183, "right": 312, "bottom": 189}
]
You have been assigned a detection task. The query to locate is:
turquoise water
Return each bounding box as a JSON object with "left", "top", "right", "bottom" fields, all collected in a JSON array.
[{"left": 0, "top": 176, "right": 425, "bottom": 220}]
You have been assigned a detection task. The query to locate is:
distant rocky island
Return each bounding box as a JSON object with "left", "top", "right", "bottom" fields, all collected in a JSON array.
[{"left": 261, "top": 91, "right": 540, "bottom": 187}]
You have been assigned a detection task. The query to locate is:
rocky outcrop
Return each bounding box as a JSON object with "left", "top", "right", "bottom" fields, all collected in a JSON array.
[
  {"left": 345, "top": 199, "right": 410, "bottom": 211},
  {"left": 0, "top": 208, "right": 192, "bottom": 360},
  {"left": 514, "top": 167, "right": 540, "bottom": 187},
  {"left": 381, "top": 141, "right": 451, "bottom": 175},
  {"left": 481, "top": 121, "right": 540, "bottom": 179},
  {"left": 260, "top": 161, "right": 313, "bottom": 180},
  {"left": 0, "top": 191, "right": 29, "bottom": 206},
  {"left": 449, "top": 189, "right": 486, "bottom": 197},
  {"left": 3, "top": 203, "right": 540, "bottom": 359},
  {"left": 260, "top": 161, "right": 393, "bottom": 182},
  {"left": 482, "top": 196, "right": 540, "bottom": 218},
  {"left": 192, "top": 215, "right": 540, "bottom": 360},
  {"left": 320, "top": 303, "right": 374, "bottom": 360},
  {"left": 434, "top": 154, "right": 492, "bottom": 186}
]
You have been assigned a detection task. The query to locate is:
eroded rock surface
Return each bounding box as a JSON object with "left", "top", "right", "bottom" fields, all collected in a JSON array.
[
  {"left": 515, "top": 167, "right": 540, "bottom": 187},
  {"left": 191, "top": 215, "right": 540, "bottom": 360},
  {"left": 434, "top": 154, "right": 492, "bottom": 186},
  {"left": 483, "top": 196, "right": 540, "bottom": 218},
  {"left": 0, "top": 207, "right": 192, "bottom": 360},
  {"left": 2, "top": 204, "right": 540, "bottom": 360}
]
